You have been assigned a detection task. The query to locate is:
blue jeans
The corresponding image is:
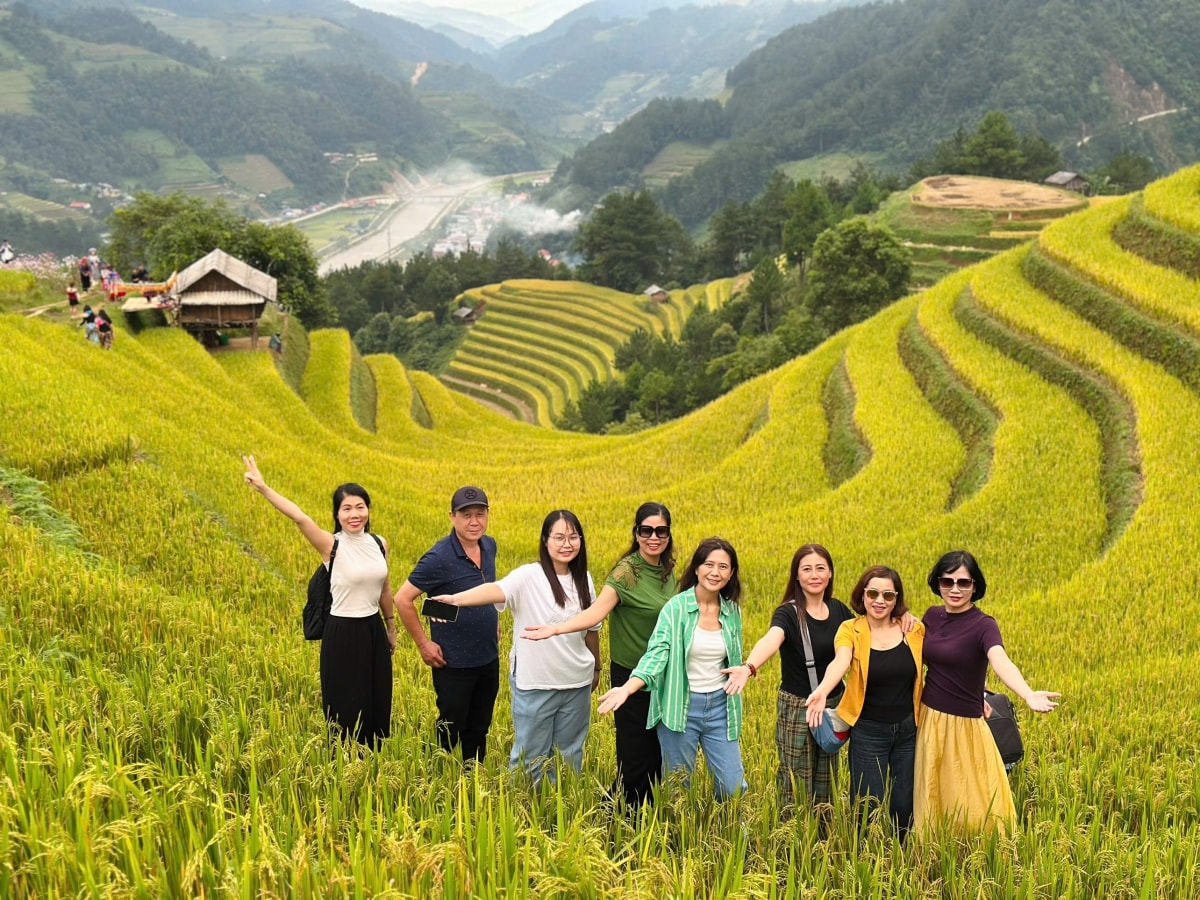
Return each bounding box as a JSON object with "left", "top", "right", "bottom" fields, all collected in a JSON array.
[
  {"left": 508, "top": 676, "right": 591, "bottom": 781},
  {"left": 848, "top": 713, "right": 917, "bottom": 834},
  {"left": 656, "top": 689, "right": 746, "bottom": 801}
]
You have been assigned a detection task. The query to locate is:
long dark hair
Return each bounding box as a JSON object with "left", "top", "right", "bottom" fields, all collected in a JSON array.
[
  {"left": 538, "top": 510, "right": 592, "bottom": 609},
  {"left": 332, "top": 483, "right": 371, "bottom": 532},
  {"left": 780, "top": 542, "right": 834, "bottom": 605},
  {"left": 679, "top": 537, "right": 741, "bottom": 604},
  {"left": 618, "top": 501, "right": 675, "bottom": 581}
]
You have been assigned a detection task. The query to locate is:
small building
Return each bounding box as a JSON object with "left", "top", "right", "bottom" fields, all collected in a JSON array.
[
  {"left": 452, "top": 305, "right": 481, "bottom": 325},
  {"left": 174, "top": 248, "right": 276, "bottom": 348},
  {"left": 1044, "top": 171, "right": 1088, "bottom": 193},
  {"left": 643, "top": 284, "right": 669, "bottom": 302}
]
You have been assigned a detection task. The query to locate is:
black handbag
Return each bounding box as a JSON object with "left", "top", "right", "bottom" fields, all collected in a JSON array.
[
  {"left": 302, "top": 539, "right": 339, "bottom": 640},
  {"left": 984, "top": 689, "right": 1024, "bottom": 771}
]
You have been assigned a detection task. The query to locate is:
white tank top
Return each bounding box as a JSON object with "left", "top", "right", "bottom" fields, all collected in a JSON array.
[
  {"left": 687, "top": 625, "right": 728, "bottom": 692},
  {"left": 329, "top": 531, "right": 388, "bottom": 618}
]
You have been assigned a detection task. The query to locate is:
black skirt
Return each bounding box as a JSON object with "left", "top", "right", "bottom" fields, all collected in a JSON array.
[{"left": 320, "top": 614, "right": 392, "bottom": 747}]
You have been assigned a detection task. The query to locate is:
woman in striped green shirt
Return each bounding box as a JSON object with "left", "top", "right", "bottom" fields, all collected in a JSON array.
[{"left": 597, "top": 537, "right": 746, "bottom": 800}]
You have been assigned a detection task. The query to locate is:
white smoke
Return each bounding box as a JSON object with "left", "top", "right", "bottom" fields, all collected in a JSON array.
[{"left": 502, "top": 205, "right": 583, "bottom": 235}]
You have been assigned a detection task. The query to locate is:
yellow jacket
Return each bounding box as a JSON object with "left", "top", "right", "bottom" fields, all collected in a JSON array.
[{"left": 833, "top": 617, "right": 925, "bottom": 727}]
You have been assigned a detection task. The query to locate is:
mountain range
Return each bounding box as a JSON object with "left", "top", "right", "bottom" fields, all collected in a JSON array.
[{"left": 2, "top": 0, "right": 1198, "bottom": 247}]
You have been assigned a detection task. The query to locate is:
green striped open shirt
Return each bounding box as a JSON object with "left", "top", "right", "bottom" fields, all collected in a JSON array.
[{"left": 629, "top": 587, "right": 744, "bottom": 740}]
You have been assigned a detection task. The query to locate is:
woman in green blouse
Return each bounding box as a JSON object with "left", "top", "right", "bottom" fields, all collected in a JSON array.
[{"left": 597, "top": 537, "right": 746, "bottom": 801}]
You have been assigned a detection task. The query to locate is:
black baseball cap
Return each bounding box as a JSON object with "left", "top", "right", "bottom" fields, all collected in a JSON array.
[{"left": 451, "top": 486, "right": 489, "bottom": 511}]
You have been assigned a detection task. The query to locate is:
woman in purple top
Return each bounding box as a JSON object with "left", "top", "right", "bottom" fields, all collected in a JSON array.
[{"left": 913, "top": 550, "right": 1059, "bottom": 837}]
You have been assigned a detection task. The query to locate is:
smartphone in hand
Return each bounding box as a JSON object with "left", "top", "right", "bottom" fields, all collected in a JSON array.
[{"left": 421, "top": 597, "right": 460, "bottom": 622}]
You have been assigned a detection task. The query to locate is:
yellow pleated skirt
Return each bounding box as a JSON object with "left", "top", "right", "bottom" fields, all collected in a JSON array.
[{"left": 913, "top": 704, "right": 1016, "bottom": 837}]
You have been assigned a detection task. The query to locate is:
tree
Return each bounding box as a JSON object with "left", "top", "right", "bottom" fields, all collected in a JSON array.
[
  {"left": 746, "top": 255, "right": 785, "bottom": 334},
  {"left": 806, "top": 218, "right": 911, "bottom": 333},
  {"left": 108, "top": 192, "right": 334, "bottom": 328},
  {"left": 635, "top": 369, "right": 674, "bottom": 424},
  {"left": 781, "top": 179, "right": 835, "bottom": 269},
  {"left": 961, "top": 111, "right": 1023, "bottom": 179},
  {"left": 575, "top": 191, "right": 693, "bottom": 292},
  {"left": 1095, "top": 151, "right": 1157, "bottom": 193}
]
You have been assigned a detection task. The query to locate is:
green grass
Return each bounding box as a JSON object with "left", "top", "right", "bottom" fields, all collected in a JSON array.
[
  {"left": 217, "top": 155, "right": 294, "bottom": 193},
  {"left": 0, "top": 68, "right": 33, "bottom": 113},
  {"left": 642, "top": 140, "right": 730, "bottom": 188},
  {"left": 778, "top": 152, "right": 887, "bottom": 183}
]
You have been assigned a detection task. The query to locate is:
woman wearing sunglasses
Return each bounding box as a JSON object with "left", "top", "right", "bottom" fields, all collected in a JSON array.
[
  {"left": 914, "top": 550, "right": 1059, "bottom": 836},
  {"left": 438, "top": 510, "right": 598, "bottom": 782},
  {"left": 523, "top": 502, "right": 676, "bottom": 807},
  {"left": 804, "top": 565, "right": 924, "bottom": 837}
]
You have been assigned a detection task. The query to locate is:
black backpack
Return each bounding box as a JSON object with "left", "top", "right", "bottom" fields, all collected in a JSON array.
[
  {"left": 302, "top": 535, "right": 385, "bottom": 640},
  {"left": 984, "top": 689, "right": 1024, "bottom": 771}
]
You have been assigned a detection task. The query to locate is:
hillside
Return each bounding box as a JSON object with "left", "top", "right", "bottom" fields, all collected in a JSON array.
[
  {"left": 3, "top": 159, "right": 1200, "bottom": 892},
  {"left": 0, "top": 2, "right": 554, "bottom": 225},
  {"left": 558, "top": 0, "right": 1200, "bottom": 224}
]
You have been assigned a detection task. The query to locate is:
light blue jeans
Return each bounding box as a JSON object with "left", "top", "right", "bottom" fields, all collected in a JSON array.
[
  {"left": 508, "top": 676, "right": 591, "bottom": 781},
  {"left": 656, "top": 689, "right": 746, "bottom": 800}
]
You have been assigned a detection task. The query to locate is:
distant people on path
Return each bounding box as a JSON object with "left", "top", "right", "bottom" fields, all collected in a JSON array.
[
  {"left": 242, "top": 455, "right": 395, "bottom": 748},
  {"left": 78, "top": 255, "right": 92, "bottom": 292},
  {"left": 598, "top": 537, "right": 747, "bottom": 801},
  {"left": 914, "top": 550, "right": 1059, "bottom": 837},
  {"left": 95, "top": 308, "right": 114, "bottom": 350},
  {"left": 523, "top": 501, "right": 677, "bottom": 808},
  {"left": 393, "top": 486, "right": 499, "bottom": 763},
  {"left": 0, "top": 239, "right": 14, "bottom": 264},
  {"left": 805, "top": 565, "right": 925, "bottom": 838},
  {"left": 440, "top": 510, "right": 599, "bottom": 781},
  {"left": 103, "top": 264, "right": 120, "bottom": 296},
  {"left": 66, "top": 282, "right": 79, "bottom": 312},
  {"left": 87, "top": 248, "right": 101, "bottom": 287},
  {"left": 79, "top": 306, "right": 98, "bottom": 344},
  {"left": 129, "top": 263, "right": 149, "bottom": 283},
  {"left": 724, "top": 543, "right": 854, "bottom": 816}
]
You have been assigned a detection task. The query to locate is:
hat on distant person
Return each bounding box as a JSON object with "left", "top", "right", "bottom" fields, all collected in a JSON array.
[{"left": 451, "top": 485, "right": 489, "bottom": 512}]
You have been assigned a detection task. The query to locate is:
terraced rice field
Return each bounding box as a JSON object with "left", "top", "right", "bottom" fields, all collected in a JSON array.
[
  {"left": 2, "top": 166, "right": 1200, "bottom": 896},
  {"left": 447, "top": 278, "right": 734, "bottom": 424}
]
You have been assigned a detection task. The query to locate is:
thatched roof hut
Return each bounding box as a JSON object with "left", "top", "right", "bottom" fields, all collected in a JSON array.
[{"left": 175, "top": 249, "right": 276, "bottom": 348}]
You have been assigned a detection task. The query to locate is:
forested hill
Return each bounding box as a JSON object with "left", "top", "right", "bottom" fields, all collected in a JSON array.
[{"left": 557, "top": 0, "right": 1200, "bottom": 225}]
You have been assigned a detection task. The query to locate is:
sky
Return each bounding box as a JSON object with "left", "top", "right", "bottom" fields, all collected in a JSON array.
[{"left": 353, "top": 0, "right": 587, "bottom": 34}]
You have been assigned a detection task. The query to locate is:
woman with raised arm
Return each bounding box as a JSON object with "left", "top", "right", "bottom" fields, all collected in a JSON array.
[
  {"left": 915, "top": 550, "right": 1059, "bottom": 836},
  {"left": 523, "top": 502, "right": 676, "bottom": 807},
  {"left": 242, "top": 455, "right": 395, "bottom": 748},
  {"left": 805, "top": 565, "right": 924, "bottom": 838},
  {"left": 597, "top": 537, "right": 746, "bottom": 801},
  {"left": 439, "top": 510, "right": 599, "bottom": 782},
  {"left": 723, "top": 543, "right": 853, "bottom": 814}
]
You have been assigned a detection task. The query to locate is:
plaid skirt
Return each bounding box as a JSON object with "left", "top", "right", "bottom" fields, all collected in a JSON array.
[{"left": 776, "top": 689, "right": 839, "bottom": 809}]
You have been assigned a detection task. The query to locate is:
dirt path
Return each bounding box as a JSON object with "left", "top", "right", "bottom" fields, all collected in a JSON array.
[{"left": 440, "top": 374, "right": 532, "bottom": 423}]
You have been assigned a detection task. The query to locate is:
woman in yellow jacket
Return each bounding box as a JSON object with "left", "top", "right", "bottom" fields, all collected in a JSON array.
[{"left": 805, "top": 565, "right": 924, "bottom": 837}]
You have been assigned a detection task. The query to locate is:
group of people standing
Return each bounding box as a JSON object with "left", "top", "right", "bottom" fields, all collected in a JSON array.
[{"left": 243, "top": 459, "right": 1059, "bottom": 839}]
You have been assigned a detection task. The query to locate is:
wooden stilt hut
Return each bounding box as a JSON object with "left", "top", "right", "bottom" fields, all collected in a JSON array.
[{"left": 174, "top": 248, "right": 276, "bottom": 349}]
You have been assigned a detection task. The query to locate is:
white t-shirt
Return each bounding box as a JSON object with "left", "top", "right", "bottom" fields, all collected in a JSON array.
[
  {"left": 686, "top": 625, "right": 729, "bottom": 692},
  {"left": 329, "top": 531, "right": 388, "bottom": 618},
  {"left": 497, "top": 562, "right": 598, "bottom": 691}
]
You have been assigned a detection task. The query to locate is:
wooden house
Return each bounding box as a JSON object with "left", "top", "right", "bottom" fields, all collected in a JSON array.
[
  {"left": 174, "top": 248, "right": 276, "bottom": 348},
  {"left": 1044, "top": 171, "right": 1088, "bottom": 194},
  {"left": 643, "top": 284, "right": 669, "bottom": 302}
]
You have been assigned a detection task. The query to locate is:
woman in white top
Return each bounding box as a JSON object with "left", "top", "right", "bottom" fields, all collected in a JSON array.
[
  {"left": 243, "top": 455, "right": 395, "bottom": 747},
  {"left": 440, "top": 510, "right": 599, "bottom": 781}
]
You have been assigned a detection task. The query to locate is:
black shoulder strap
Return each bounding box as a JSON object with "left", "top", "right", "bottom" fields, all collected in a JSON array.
[
  {"left": 328, "top": 537, "right": 339, "bottom": 572},
  {"left": 368, "top": 533, "right": 386, "bottom": 557}
]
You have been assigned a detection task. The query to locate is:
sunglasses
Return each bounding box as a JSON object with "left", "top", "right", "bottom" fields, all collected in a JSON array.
[
  {"left": 863, "top": 588, "right": 898, "bottom": 603},
  {"left": 635, "top": 525, "right": 671, "bottom": 539},
  {"left": 938, "top": 576, "right": 975, "bottom": 591}
]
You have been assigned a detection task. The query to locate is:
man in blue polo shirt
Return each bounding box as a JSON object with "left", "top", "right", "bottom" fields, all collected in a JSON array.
[{"left": 394, "top": 486, "right": 498, "bottom": 762}]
